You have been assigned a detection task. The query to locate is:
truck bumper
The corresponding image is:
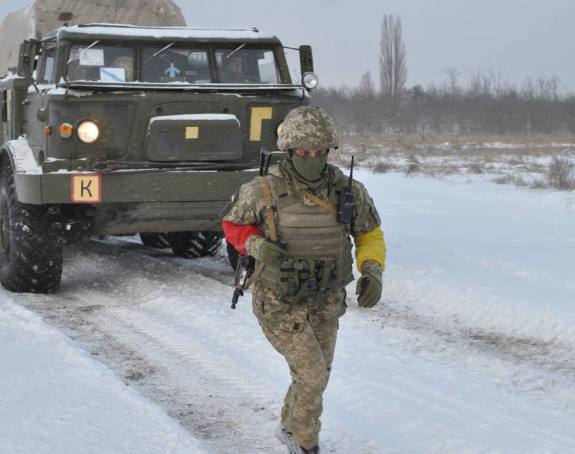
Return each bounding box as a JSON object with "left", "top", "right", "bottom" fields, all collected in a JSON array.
[
  {"left": 14, "top": 169, "right": 257, "bottom": 235},
  {"left": 14, "top": 169, "right": 257, "bottom": 205}
]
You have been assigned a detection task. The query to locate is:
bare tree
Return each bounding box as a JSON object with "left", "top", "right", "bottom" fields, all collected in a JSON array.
[
  {"left": 444, "top": 67, "right": 461, "bottom": 96},
  {"left": 379, "top": 14, "right": 407, "bottom": 113}
]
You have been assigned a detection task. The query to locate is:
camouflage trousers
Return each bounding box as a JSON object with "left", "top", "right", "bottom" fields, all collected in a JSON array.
[{"left": 252, "top": 283, "right": 347, "bottom": 448}]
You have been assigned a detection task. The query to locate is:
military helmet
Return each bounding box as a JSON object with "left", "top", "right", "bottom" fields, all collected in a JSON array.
[{"left": 277, "top": 106, "right": 339, "bottom": 151}]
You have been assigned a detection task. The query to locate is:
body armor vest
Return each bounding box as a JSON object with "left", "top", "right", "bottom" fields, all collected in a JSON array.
[{"left": 257, "top": 175, "right": 354, "bottom": 297}]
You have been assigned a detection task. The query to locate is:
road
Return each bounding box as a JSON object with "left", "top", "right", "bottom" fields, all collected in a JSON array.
[{"left": 10, "top": 235, "right": 575, "bottom": 453}]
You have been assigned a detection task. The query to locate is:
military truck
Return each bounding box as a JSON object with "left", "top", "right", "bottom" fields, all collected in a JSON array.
[{"left": 0, "top": 21, "right": 318, "bottom": 293}]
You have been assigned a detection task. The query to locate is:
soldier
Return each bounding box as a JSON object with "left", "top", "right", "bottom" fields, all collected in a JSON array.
[
  {"left": 219, "top": 52, "right": 259, "bottom": 83},
  {"left": 222, "top": 106, "right": 386, "bottom": 454},
  {"left": 220, "top": 54, "right": 243, "bottom": 80}
]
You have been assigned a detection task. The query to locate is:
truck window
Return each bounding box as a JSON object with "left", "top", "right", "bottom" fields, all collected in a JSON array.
[
  {"left": 39, "top": 46, "right": 56, "bottom": 84},
  {"left": 67, "top": 44, "right": 134, "bottom": 82},
  {"left": 216, "top": 48, "right": 280, "bottom": 84},
  {"left": 142, "top": 47, "right": 210, "bottom": 83}
]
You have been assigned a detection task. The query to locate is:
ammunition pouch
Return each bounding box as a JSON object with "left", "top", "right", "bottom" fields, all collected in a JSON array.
[{"left": 278, "top": 257, "right": 336, "bottom": 298}]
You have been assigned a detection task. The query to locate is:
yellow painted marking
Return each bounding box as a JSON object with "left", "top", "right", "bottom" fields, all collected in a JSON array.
[
  {"left": 186, "top": 126, "right": 199, "bottom": 139},
  {"left": 71, "top": 174, "right": 102, "bottom": 203},
  {"left": 250, "top": 106, "right": 273, "bottom": 141}
]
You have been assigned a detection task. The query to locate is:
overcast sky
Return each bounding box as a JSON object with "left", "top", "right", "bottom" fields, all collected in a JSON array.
[{"left": 2, "top": 0, "right": 574, "bottom": 92}]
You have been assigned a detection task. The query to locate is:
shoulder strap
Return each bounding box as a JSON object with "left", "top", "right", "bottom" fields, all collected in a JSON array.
[
  {"left": 301, "top": 190, "right": 337, "bottom": 216},
  {"left": 255, "top": 176, "right": 277, "bottom": 242}
]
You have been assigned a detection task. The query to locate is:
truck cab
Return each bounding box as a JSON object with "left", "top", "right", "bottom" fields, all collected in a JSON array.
[{"left": 0, "top": 23, "right": 318, "bottom": 292}]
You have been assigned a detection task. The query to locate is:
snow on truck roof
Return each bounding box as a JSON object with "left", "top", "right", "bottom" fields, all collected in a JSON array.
[{"left": 49, "top": 23, "right": 281, "bottom": 44}]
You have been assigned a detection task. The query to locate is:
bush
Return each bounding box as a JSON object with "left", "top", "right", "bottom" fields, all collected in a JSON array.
[
  {"left": 404, "top": 155, "right": 421, "bottom": 176},
  {"left": 374, "top": 161, "right": 393, "bottom": 173},
  {"left": 529, "top": 179, "right": 547, "bottom": 190},
  {"left": 467, "top": 162, "right": 483, "bottom": 174},
  {"left": 547, "top": 156, "right": 574, "bottom": 190},
  {"left": 492, "top": 175, "right": 514, "bottom": 185}
]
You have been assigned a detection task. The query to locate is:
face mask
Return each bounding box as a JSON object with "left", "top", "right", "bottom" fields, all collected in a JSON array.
[{"left": 292, "top": 154, "right": 328, "bottom": 183}]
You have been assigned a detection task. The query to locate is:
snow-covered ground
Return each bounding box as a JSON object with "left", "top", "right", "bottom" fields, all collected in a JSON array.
[{"left": 2, "top": 170, "right": 575, "bottom": 453}]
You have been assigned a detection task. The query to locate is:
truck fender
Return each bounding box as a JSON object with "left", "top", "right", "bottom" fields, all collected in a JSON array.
[{"left": 0, "top": 138, "right": 41, "bottom": 202}]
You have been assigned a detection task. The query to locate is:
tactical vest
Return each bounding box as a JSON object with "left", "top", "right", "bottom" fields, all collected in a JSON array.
[{"left": 256, "top": 175, "right": 354, "bottom": 297}]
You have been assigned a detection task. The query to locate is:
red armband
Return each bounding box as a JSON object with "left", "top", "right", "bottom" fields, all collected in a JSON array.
[{"left": 222, "top": 220, "right": 263, "bottom": 255}]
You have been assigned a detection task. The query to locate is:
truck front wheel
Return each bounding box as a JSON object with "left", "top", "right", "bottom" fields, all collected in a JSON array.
[{"left": 0, "top": 161, "right": 64, "bottom": 293}]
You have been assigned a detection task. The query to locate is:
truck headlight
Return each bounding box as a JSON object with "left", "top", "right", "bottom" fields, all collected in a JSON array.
[
  {"left": 77, "top": 121, "right": 100, "bottom": 143},
  {"left": 302, "top": 72, "right": 318, "bottom": 90}
]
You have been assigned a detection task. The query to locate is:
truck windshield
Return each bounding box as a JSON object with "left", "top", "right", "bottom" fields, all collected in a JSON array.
[{"left": 66, "top": 44, "right": 282, "bottom": 85}]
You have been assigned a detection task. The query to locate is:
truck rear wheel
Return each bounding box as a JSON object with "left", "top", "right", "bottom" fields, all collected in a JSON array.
[
  {"left": 167, "top": 231, "right": 223, "bottom": 258},
  {"left": 0, "top": 161, "right": 64, "bottom": 293},
  {"left": 139, "top": 232, "right": 170, "bottom": 249}
]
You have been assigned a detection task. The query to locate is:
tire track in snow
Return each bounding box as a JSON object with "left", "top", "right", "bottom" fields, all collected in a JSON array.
[
  {"left": 11, "top": 239, "right": 284, "bottom": 453},
  {"left": 367, "top": 292, "right": 575, "bottom": 410},
  {"left": 97, "top": 305, "right": 285, "bottom": 452},
  {"left": 337, "top": 306, "right": 575, "bottom": 453}
]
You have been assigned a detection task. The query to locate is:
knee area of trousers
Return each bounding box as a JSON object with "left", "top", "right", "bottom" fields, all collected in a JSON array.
[{"left": 298, "top": 366, "right": 330, "bottom": 391}]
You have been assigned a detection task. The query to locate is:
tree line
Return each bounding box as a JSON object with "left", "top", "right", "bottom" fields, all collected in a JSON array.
[{"left": 312, "top": 14, "right": 575, "bottom": 136}]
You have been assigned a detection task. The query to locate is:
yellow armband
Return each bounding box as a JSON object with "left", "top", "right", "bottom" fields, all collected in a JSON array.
[{"left": 354, "top": 226, "right": 386, "bottom": 272}]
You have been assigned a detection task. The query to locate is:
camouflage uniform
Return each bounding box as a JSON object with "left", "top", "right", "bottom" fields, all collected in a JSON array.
[{"left": 223, "top": 106, "right": 384, "bottom": 451}]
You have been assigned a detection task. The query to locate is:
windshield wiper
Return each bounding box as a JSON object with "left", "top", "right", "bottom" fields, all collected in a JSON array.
[
  {"left": 143, "top": 42, "right": 175, "bottom": 65},
  {"left": 222, "top": 44, "right": 246, "bottom": 63}
]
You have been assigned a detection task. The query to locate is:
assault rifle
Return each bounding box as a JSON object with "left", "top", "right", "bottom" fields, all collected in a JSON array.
[{"left": 230, "top": 147, "right": 274, "bottom": 309}]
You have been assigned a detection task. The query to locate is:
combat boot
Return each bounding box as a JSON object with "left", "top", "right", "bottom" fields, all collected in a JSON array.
[
  {"left": 275, "top": 423, "right": 296, "bottom": 450},
  {"left": 275, "top": 424, "right": 320, "bottom": 454},
  {"left": 299, "top": 446, "right": 319, "bottom": 454}
]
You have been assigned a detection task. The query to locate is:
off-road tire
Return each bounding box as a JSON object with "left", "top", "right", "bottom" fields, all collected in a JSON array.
[
  {"left": 167, "top": 231, "right": 223, "bottom": 258},
  {"left": 139, "top": 232, "right": 170, "bottom": 249},
  {"left": 0, "top": 161, "right": 64, "bottom": 293}
]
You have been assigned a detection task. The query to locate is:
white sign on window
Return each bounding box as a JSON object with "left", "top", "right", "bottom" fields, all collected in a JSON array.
[{"left": 79, "top": 48, "right": 104, "bottom": 66}]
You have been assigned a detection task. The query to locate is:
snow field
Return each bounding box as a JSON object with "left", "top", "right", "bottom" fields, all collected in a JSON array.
[{"left": 0, "top": 299, "right": 208, "bottom": 454}]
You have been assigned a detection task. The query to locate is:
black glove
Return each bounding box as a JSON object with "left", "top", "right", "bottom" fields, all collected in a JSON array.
[
  {"left": 258, "top": 239, "right": 287, "bottom": 266},
  {"left": 355, "top": 272, "right": 382, "bottom": 308}
]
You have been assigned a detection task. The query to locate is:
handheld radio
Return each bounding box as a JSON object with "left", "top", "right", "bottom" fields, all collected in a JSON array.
[{"left": 337, "top": 156, "right": 356, "bottom": 224}]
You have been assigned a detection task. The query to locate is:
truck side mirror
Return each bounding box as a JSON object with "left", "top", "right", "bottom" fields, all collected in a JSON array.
[
  {"left": 18, "top": 40, "right": 40, "bottom": 78},
  {"left": 299, "top": 45, "right": 313, "bottom": 75}
]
